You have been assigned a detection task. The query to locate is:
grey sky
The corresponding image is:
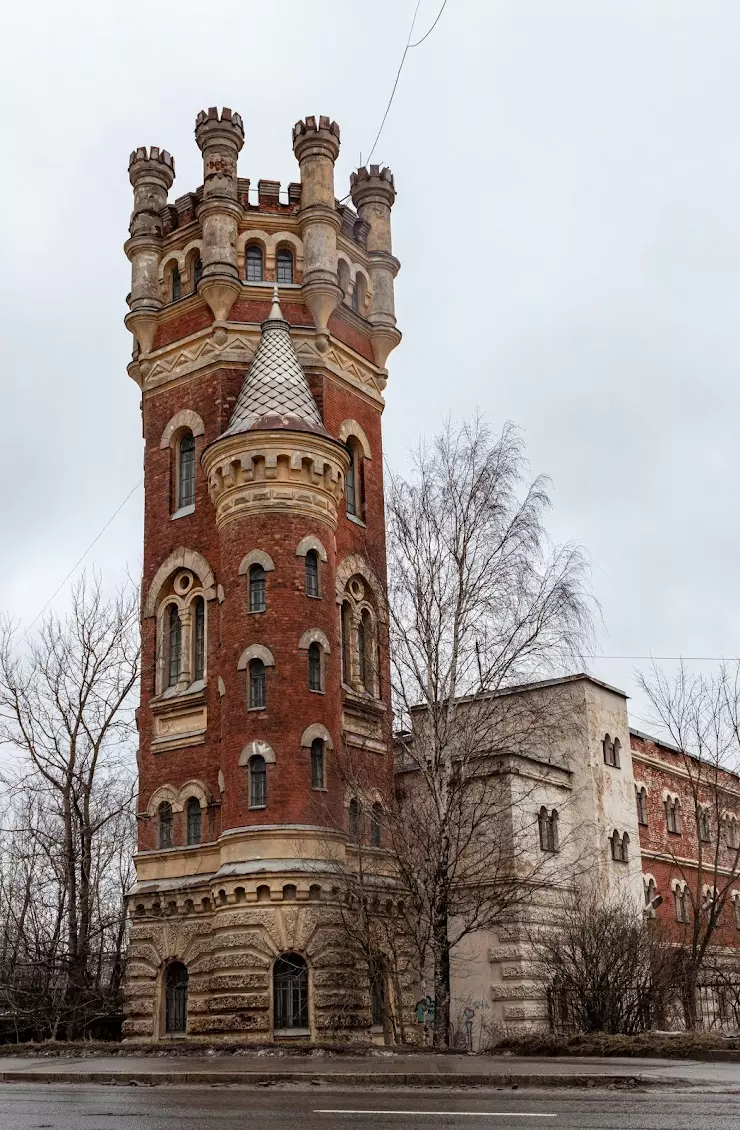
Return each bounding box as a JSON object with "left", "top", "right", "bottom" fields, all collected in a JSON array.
[{"left": 3, "top": 1, "right": 738, "bottom": 726}]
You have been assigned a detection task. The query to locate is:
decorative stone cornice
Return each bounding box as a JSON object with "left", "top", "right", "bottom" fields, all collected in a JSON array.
[{"left": 202, "top": 429, "right": 349, "bottom": 531}]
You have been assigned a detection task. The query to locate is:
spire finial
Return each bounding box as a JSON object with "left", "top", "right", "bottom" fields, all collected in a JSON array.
[{"left": 267, "top": 283, "right": 283, "bottom": 323}]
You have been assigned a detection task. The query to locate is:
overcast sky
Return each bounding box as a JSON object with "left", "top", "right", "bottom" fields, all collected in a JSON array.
[{"left": 3, "top": 0, "right": 739, "bottom": 729}]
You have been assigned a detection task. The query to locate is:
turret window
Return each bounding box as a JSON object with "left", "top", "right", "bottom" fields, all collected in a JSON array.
[
  {"left": 167, "top": 604, "right": 181, "bottom": 688},
  {"left": 193, "top": 257, "right": 202, "bottom": 290},
  {"left": 538, "top": 807, "right": 559, "bottom": 853},
  {"left": 308, "top": 642, "right": 323, "bottom": 693},
  {"left": 370, "top": 802, "right": 382, "bottom": 848},
  {"left": 348, "top": 798, "right": 361, "bottom": 842},
  {"left": 246, "top": 245, "right": 263, "bottom": 283},
  {"left": 310, "top": 738, "right": 325, "bottom": 789},
  {"left": 345, "top": 438, "right": 365, "bottom": 520},
  {"left": 341, "top": 602, "right": 352, "bottom": 685},
  {"left": 276, "top": 249, "right": 293, "bottom": 284},
  {"left": 305, "top": 550, "right": 320, "bottom": 598},
  {"left": 186, "top": 797, "right": 202, "bottom": 846},
  {"left": 171, "top": 265, "right": 181, "bottom": 302},
  {"left": 249, "top": 658, "right": 266, "bottom": 710},
  {"left": 177, "top": 433, "right": 196, "bottom": 510},
  {"left": 250, "top": 755, "right": 267, "bottom": 808},
  {"left": 193, "top": 596, "right": 205, "bottom": 681},
  {"left": 158, "top": 801, "right": 173, "bottom": 849},
  {"left": 248, "top": 563, "right": 266, "bottom": 613}
]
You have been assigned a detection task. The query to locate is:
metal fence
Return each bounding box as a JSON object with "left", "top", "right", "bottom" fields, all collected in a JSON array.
[{"left": 547, "top": 981, "right": 740, "bottom": 1035}]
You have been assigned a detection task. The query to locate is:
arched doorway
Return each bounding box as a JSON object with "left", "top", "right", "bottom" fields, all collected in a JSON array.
[
  {"left": 165, "top": 962, "right": 188, "bottom": 1034},
  {"left": 273, "top": 953, "right": 308, "bottom": 1033}
]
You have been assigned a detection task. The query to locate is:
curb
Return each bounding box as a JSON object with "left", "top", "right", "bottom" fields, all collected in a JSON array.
[{"left": 0, "top": 1070, "right": 671, "bottom": 1089}]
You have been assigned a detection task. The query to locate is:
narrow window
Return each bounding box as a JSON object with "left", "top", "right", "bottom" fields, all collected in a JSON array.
[
  {"left": 305, "top": 550, "right": 320, "bottom": 598},
  {"left": 675, "top": 887, "right": 689, "bottom": 923},
  {"left": 636, "top": 786, "right": 648, "bottom": 826},
  {"left": 348, "top": 798, "right": 360, "bottom": 842},
  {"left": 193, "top": 257, "right": 202, "bottom": 290},
  {"left": 550, "top": 809, "right": 559, "bottom": 852},
  {"left": 249, "top": 659, "right": 266, "bottom": 710},
  {"left": 171, "top": 265, "right": 181, "bottom": 302},
  {"left": 341, "top": 602, "right": 352, "bottom": 685},
  {"left": 167, "top": 604, "right": 181, "bottom": 688},
  {"left": 246, "top": 245, "right": 263, "bottom": 282},
  {"left": 370, "top": 803, "right": 382, "bottom": 848},
  {"left": 538, "top": 807, "right": 549, "bottom": 852},
  {"left": 345, "top": 439, "right": 362, "bottom": 517},
  {"left": 357, "top": 615, "right": 367, "bottom": 688},
  {"left": 158, "top": 802, "right": 173, "bottom": 849},
  {"left": 613, "top": 737, "right": 621, "bottom": 768},
  {"left": 310, "top": 738, "right": 324, "bottom": 789},
  {"left": 621, "top": 833, "right": 630, "bottom": 862},
  {"left": 308, "top": 642, "right": 322, "bottom": 692},
  {"left": 603, "top": 733, "right": 614, "bottom": 767},
  {"left": 611, "top": 830, "right": 621, "bottom": 861},
  {"left": 250, "top": 755, "right": 267, "bottom": 807},
  {"left": 351, "top": 282, "right": 360, "bottom": 312},
  {"left": 165, "top": 962, "right": 188, "bottom": 1033},
  {"left": 699, "top": 808, "right": 711, "bottom": 842},
  {"left": 370, "top": 968, "right": 385, "bottom": 1026},
  {"left": 276, "top": 248, "right": 293, "bottom": 284},
  {"left": 193, "top": 596, "right": 205, "bottom": 682},
  {"left": 345, "top": 447, "right": 356, "bottom": 516},
  {"left": 734, "top": 897, "right": 740, "bottom": 929},
  {"left": 178, "top": 433, "right": 196, "bottom": 510},
  {"left": 273, "top": 953, "right": 308, "bottom": 1031},
  {"left": 186, "top": 797, "right": 202, "bottom": 846},
  {"left": 249, "top": 563, "right": 266, "bottom": 613}
]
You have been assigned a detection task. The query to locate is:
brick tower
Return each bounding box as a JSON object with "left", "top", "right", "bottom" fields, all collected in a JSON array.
[{"left": 123, "top": 108, "right": 402, "bottom": 1042}]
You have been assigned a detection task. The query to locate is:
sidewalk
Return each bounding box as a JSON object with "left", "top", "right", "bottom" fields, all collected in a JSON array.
[{"left": 2, "top": 1052, "right": 740, "bottom": 1089}]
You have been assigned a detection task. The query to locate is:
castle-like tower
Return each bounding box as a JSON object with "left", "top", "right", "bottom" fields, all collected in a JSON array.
[{"left": 123, "top": 108, "right": 402, "bottom": 1042}]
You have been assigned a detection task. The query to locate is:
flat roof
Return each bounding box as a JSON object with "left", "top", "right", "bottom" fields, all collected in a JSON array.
[{"left": 407, "top": 671, "right": 628, "bottom": 712}]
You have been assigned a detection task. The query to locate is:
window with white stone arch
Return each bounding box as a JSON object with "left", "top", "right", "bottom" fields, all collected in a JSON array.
[
  {"left": 160, "top": 410, "right": 205, "bottom": 519},
  {"left": 155, "top": 568, "right": 209, "bottom": 696}
]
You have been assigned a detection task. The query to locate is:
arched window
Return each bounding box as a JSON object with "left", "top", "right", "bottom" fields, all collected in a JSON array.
[
  {"left": 644, "top": 877, "right": 657, "bottom": 907},
  {"left": 193, "top": 257, "right": 202, "bottom": 290},
  {"left": 249, "top": 563, "right": 266, "bottom": 613},
  {"left": 305, "top": 550, "right": 320, "bottom": 598},
  {"left": 158, "top": 801, "right": 173, "bottom": 849},
  {"left": 636, "top": 786, "right": 648, "bottom": 826},
  {"left": 603, "top": 733, "right": 617, "bottom": 767},
  {"left": 167, "top": 605, "right": 181, "bottom": 688},
  {"left": 675, "top": 885, "right": 690, "bottom": 923},
  {"left": 351, "top": 281, "right": 360, "bottom": 311},
  {"left": 273, "top": 953, "right": 308, "bottom": 1031},
  {"left": 249, "top": 659, "right": 266, "bottom": 710},
  {"left": 613, "top": 737, "right": 621, "bottom": 768},
  {"left": 611, "top": 830, "right": 629, "bottom": 863},
  {"left": 193, "top": 596, "right": 205, "bottom": 682},
  {"left": 370, "top": 966, "right": 386, "bottom": 1026},
  {"left": 310, "top": 738, "right": 324, "bottom": 789},
  {"left": 341, "top": 602, "right": 352, "bottom": 685},
  {"left": 345, "top": 438, "right": 363, "bottom": 518},
  {"left": 538, "top": 807, "right": 559, "bottom": 853},
  {"left": 308, "top": 642, "right": 322, "bottom": 693},
  {"left": 665, "top": 797, "right": 681, "bottom": 835},
  {"left": 165, "top": 962, "right": 188, "bottom": 1034},
  {"left": 726, "top": 817, "right": 738, "bottom": 850},
  {"left": 186, "top": 797, "right": 202, "bottom": 846},
  {"left": 177, "top": 432, "right": 196, "bottom": 510},
  {"left": 358, "top": 610, "right": 373, "bottom": 690},
  {"left": 348, "top": 798, "right": 361, "bottom": 842},
  {"left": 250, "top": 754, "right": 267, "bottom": 807},
  {"left": 171, "top": 265, "right": 181, "bottom": 302},
  {"left": 246, "top": 244, "right": 263, "bottom": 282},
  {"left": 338, "top": 259, "right": 351, "bottom": 301},
  {"left": 276, "top": 248, "right": 293, "bottom": 284},
  {"left": 698, "top": 806, "right": 711, "bottom": 843},
  {"left": 370, "top": 802, "right": 382, "bottom": 848},
  {"left": 734, "top": 896, "right": 740, "bottom": 929},
  {"left": 354, "top": 273, "right": 367, "bottom": 315}
]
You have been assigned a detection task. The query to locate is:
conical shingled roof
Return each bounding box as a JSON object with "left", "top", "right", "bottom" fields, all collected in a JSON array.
[{"left": 222, "top": 287, "right": 327, "bottom": 438}]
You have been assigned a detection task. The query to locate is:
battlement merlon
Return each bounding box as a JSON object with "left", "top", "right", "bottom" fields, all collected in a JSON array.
[
  {"left": 292, "top": 115, "right": 343, "bottom": 351},
  {"left": 194, "top": 107, "right": 245, "bottom": 321},
  {"left": 125, "top": 146, "right": 176, "bottom": 354}
]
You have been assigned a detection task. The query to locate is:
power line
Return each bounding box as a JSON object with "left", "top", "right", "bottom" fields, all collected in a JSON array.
[
  {"left": 22, "top": 479, "right": 143, "bottom": 639},
  {"left": 409, "top": 0, "right": 449, "bottom": 47},
  {"left": 585, "top": 655, "right": 740, "bottom": 663}
]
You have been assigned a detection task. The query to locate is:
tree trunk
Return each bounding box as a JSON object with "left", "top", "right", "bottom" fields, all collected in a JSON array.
[{"left": 432, "top": 892, "right": 451, "bottom": 1049}]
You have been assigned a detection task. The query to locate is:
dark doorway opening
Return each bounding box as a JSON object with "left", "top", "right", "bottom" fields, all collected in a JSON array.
[
  {"left": 165, "top": 962, "right": 188, "bottom": 1034},
  {"left": 273, "top": 952, "right": 308, "bottom": 1031}
]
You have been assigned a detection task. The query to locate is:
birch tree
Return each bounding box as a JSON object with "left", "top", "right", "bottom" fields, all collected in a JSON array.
[{"left": 385, "top": 417, "right": 593, "bottom": 1047}]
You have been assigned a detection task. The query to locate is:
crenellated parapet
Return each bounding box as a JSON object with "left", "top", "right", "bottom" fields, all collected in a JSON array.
[
  {"left": 292, "top": 116, "right": 343, "bottom": 350},
  {"left": 201, "top": 430, "right": 349, "bottom": 531},
  {"left": 125, "top": 147, "right": 176, "bottom": 354},
  {"left": 194, "top": 107, "right": 245, "bottom": 322},
  {"left": 350, "top": 165, "right": 401, "bottom": 370}
]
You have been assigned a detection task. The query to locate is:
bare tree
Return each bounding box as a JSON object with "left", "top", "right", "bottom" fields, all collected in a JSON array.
[
  {"left": 637, "top": 661, "right": 740, "bottom": 1027},
  {"left": 383, "top": 417, "right": 593, "bottom": 1047},
  {"left": 533, "top": 886, "right": 677, "bottom": 1034},
  {"left": 0, "top": 573, "right": 139, "bottom": 1039}
]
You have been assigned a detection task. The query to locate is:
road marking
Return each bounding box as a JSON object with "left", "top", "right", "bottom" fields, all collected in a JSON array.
[{"left": 314, "top": 1112, "right": 556, "bottom": 1118}]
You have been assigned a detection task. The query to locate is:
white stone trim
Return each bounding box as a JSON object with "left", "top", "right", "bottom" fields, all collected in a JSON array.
[
  {"left": 662, "top": 788, "right": 680, "bottom": 805},
  {"left": 298, "top": 628, "right": 331, "bottom": 653},
  {"left": 300, "top": 724, "right": 333, "bottom": 750},
  {"left": 159, "top": 409, "right": 205, "bottom": 449},
  {"left": 147, "top": 785, "right": 182, "bottom": 816},
  {"left": 237, "top": 644, "right": 275, "bottom": 670},
  {"left": 238, "top": 549, "right": 276, "bottom": 575},
  {"left": 338, "top": 418, "right": 372, "bottom": 459},
  {"left": 335, "top": 553, "right": 383, "bottom": 606},
  {"left": 295, "top": 535, "right": 328, "bottom": 562},
  {"left": 143, "top": 548, "right": 216, "bottom": 617},
  {"left": 239, "top": 740, "right": 276, "bottom": 765}
]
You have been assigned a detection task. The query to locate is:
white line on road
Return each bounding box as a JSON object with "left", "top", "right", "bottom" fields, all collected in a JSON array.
[{"left": 314, "top": 1112, "right": 557, "bottom": 1118}]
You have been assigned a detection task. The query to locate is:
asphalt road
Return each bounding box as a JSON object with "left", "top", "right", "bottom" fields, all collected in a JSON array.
[{"left": 0, "top": 1085, "right": 736, "bottom": 1130}]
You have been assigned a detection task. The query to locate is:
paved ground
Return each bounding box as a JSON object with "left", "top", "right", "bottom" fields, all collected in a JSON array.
[
  {"left": 0, "top": 1084, "right": 736, "bottom": 1129},
  {"left": 2, "top": 1053, "right": 740, "bottom": 1088}
]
